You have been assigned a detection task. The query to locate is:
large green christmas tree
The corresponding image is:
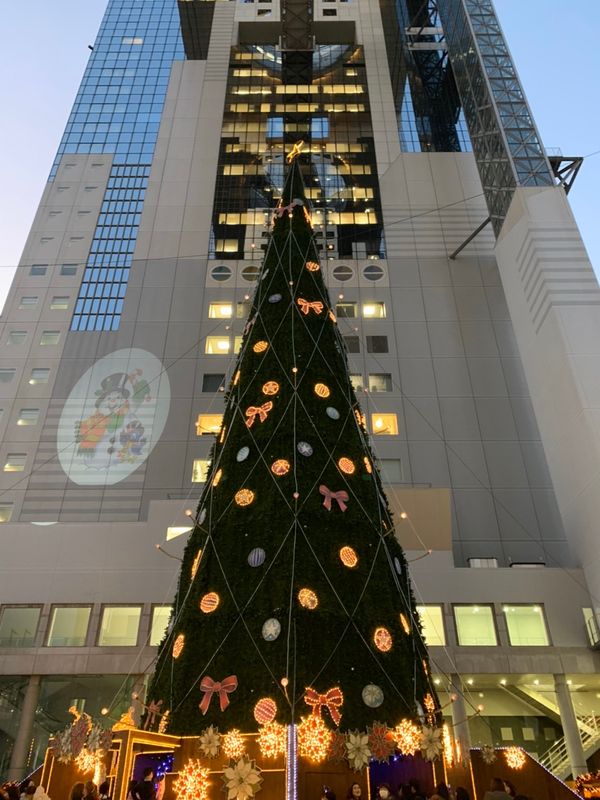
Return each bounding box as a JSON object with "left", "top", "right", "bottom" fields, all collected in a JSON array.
[{"left": 149, "top": 154, "right": 438, "bottom": 744}]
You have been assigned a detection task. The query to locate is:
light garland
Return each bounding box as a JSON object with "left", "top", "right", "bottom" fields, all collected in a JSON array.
[
  {"left": 314, "top": 383, "right": 330, "bottom": 398},
  {"left": 424, "top": 694, "right": 435, "bottom": 715},
  {"left": 262, "top": 381, "right": 280, "bottom": 395},
  {"left": 258, "top": 721, "right": 287, "bottom": 758},
  {"left": 254, "top": 697, "right": 277, "bottom": 725},
  {"left": 298, "top": 588, "right": 318, "bottom": 609},
  {"left": 191, "top": 550, "right": 202, "bottom": 579},
  {"left": 442, "top": 723, "right": 454, "bottom": 765},
  {"left": 393, "top": 720, "right": 421, "bottom": 755},
  {"left": 271, "top": 459, "right": 290, "bottom": 476},
  {"left": 219, "top": 426, "right": 226, "bottom": 444},
  {"left": 253, "top": 341, "right": 268, "bottom": 353},
  {"left": 400, "top": 613, "right": 411, "bottom": 634},
  {"left": 338, "top": 457, "right": 355, "bottom": 474},
  {"left": 172, "top": 633, "right": 185, "bottom": 659},
  {"left": 222, "top": 729, "right": 246, "bottom": 759},
  {"left": 504, "top": 746, "right": 526, "bottom": 770},
  {"left": 173, "top": 759, "right": 210, "bottom": 800},
  {"left": 297, "top": 715, "right": 332, "bottom": 762},
  {"left": 212, "top": 469, "right": 222, "bottom": 487},
  {"left": 329, "top": 310, "right": 337, "bottom": 323},
  {"left": 305, "top": 261, "right": 320, "bottom": 272},
  {"left": 199, "top": 592, "right": 219, "bottom": 613},
  {"left": 286, "top": 724, "right": 298, "bottom": 800},
  {"left": 75, "top": 747, "right": 100, "bottom": 775},
  {"left": 373, "top": 626, "right": 393, "bottom": 652},
  {"left": 158, "top": 710, "right": 170, "bottom": 734},
  {"left": 355, "top": 409, "right": 366, "bottom": 428},
  {"left": 235, "top": 489, "right": 255, "bottom": 506},
  {"left": 363, "top": 457, "right": 372, "bottom": 473},
  {"left": 233, "top": 370, "right": 240, "bottom": 386},
  {"left": 339, "top": 546, "right": 358, "bottom": 568}
]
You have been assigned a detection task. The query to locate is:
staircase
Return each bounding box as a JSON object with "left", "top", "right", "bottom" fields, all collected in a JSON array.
[{"left": 540, "top": 715, "right": 600, "bottom": 779}]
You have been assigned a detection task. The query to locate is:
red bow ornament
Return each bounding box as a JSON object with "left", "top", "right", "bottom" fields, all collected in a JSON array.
[
  {"left": 319, "top": 484, "right": 349, "bottom": 512},
  {"left": 297, "top": 298, "right": 324, "bottom": 316},
  {"left": 199, "top": 675, "right": 238, "bottom": 715},
  {"left": 245, "top": 401, "right": 273, "bottom": 428},
  {"left": 304, "top": 686, "right": 344, "bottom": 726},
  {"left": 275, "top": 200, "right": 299, "bottom": 218}
]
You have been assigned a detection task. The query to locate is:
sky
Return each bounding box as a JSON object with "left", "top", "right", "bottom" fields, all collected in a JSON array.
[{"left": 0, "top": 0, "right": 598, "bottom": 309}]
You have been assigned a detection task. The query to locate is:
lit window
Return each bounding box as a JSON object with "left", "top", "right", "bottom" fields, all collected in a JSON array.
[
  {"left": 454, "top": 605, "right": 497, "bottom": 646},
  {"left": 311, "top": 116, "right": 329, "bottom": 139},
  {"left": 205, "top": 336, "right": 231, "bottom": 355},
  {"left": 122, "top": 37, "right": 144, "bottom": 45},
  {"left": 208, "top": 303, "right": 233, "bottom": 319},
  {"left": 362, "top": 302, "right": 386, "bottom": 318},
  {"left": 150, "top": 606, "right": 172, "bottom": 646},
  {"left": 60, "top": 264, "right": 78, "bottom": 276},
  {"left": 98, "top": 606, "right": 141, "bottom": 646},
  {"left": 8, "top": 331, "right": 27, "bottom": 345},
  {"left": 503, "top": 605, "right": 549, "bottom": 646},
  {"left": 47, "top": 607, "right": 91, "bottom": 646},
  {"left": 368, "top": 373, "right": 392, "bottom": 392},
  {"left": 0, "top": 369, "right": 15, "bottom": 383},
  {"left": 366, "top": 336, "right": 388, "bottom": 353},
  {"left": 380, "top": 459, "right": 402, "bottom": 482},
  {"left": 17, "top": 409, "right": 39, "bottom": 426},
  {"left": 4, "top": 454, "right": 26, "bottom": 473},
  {"left": 416, "top": 605, "right": 445, "bottom": 646},
  {"left": 343, "top": 335, "right": 360, "bottom": 353},
  {"left": 0, "top": 607, "right": 40, "bottom": 647},
  {"left": 371, "top": 414, "right": 398, "bottom": 435},
  {"left": 234, "top": 336, "right": 243, "bottom": 353},
  {"left": 0, "top": 503, "right": 13, "bottom": 522},
  {"left": 166, "top": 526, "right": 192, "bottom": 541},
  {"left": 202, "top": 374, "right": 226, "bottom": 392},
  {"left": 349, "top": 374, "right": 364, "bottom": 391},
  {"left": 336, "top": 303, "right": 357, "bottom": 318},
  {"left": 18, "top": 297, "right": 38, "bottom": 310},
  {"left": 195, "top": 414, "right": 223, "bottom": 436},
  {"left": 29, "top": 368, "right": 49, "bottom": 385},
  {"left": 29, "top": 265, "right": 47, "bottom": 276},
  {"left": 216, "top": 239, "right": 239, "bottom": 253},
  {"left": 50, "top": 296, "right": 69, "bottom": 311},
  {"left": 40, "top": 331, "right": 60, "bottom": 346},
  {"left": 192, "top": 459, "right": 210, "bottom": 482}
]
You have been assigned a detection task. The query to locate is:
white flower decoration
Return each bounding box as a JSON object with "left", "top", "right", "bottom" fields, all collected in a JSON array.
[
  {"left": 222, "top": 756, "right": 263, "bottom": 800},
  {"left": 346, "top": 731, "right": 371, "bottom": 771},
  {"left": 481, "top": 744, "right": 496, "bottom": 765},
  {"left": 199, "top": 725, "right": 221, "bottom": 758},
  {"left": 420, "top": 726, "right": 442, "bottom": 762}
]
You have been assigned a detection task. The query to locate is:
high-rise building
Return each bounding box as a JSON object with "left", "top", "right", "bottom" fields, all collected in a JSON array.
[{"left": 1, "top": 0, "right": 600, "bottom": 784}]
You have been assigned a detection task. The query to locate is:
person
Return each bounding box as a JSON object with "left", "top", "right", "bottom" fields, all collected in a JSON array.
[
  {"left": 503, "top": 783, "right": 516, "bottom": 800},
  {"left": 482, "top": 779, "right": 512, "bottom": 800},
  {"left": 375, "top": 785, "right": 394, "bottom": 800},
  {"left": 98, "top": 783, "right": 110, "bottom": 800},
  {"left": 430, "top": 784, "right": 452, "bottom": 800},
  {"left": 155, "top": 778, "right": 165, "bottom": 800},
  {"left": 5, "top": 785, "right": 20, "bottom": 800},
  {"left": 347, "top": 785, "right": 362, "bottom": 800},
  {"left": 83, "top": 782, "right": 98, "bottom": 800},
  {"left": 134, "top": 769, "right": 156, "bottom": 800},
  {"left": 456, "top": 788, "right": 470, "bottom": 800},
  {"left": 399, "top": 786, "right": 413, "bottom": 800},
  {"left": 32, "top": 787, "right": 50, "bottom": 800},
  {"left": 69, "top": 784, "right": 85, "bottom": 800},
  {"left": 321, "top": 790, "right": 336, "bottom": 800},
  {"left": 409, "top": 781, "right": 425, "bottom": 800},
  {"left": 125, "top": 781, "right": 137, "bottom": 800}
]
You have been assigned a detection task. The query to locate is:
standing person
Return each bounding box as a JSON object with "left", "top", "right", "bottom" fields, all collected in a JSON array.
[
  {"left": 321, "top": 790, "right": 336, "bottom": 800},
  {"left": 483, "top": 779, "right": 512, "bottom": 800},
  {"left": 430, "top": 784, "right": 453, "bottom": 800},
  {"left": 456, "top": 789, "right": 470, "bottom": 800},
  {"left": 134, "top": 769, "right": 156, "bottom": 800},
  {"left": 98, "top": 783, "right": 110, "bottom": 800},
  {"left": 69, "top": 785, "right": 85, "bottom": 800},
  {"left": 409, "top": 781, "right": 425, "bottom": 800},
  {"left": 125, "top": 781, "right": 137, "bottom": 800},
  {"left": 83, "top": 782, "right": 98, "bottom": 800},
  {"left": 347, "top": 785, "right": 362, "bottom": 800}
]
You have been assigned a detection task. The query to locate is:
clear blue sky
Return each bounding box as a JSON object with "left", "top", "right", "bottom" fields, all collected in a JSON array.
[{"left": 0, "top": 0, "right": 598, "bottom": 306}]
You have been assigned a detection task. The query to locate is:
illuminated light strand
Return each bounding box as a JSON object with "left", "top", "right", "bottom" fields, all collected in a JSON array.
[
  {"left": 222, "top": 729, "right": 246, "bottom": 759},
  {"left": 314, "top": 383, "right": 330, "bottom": 398},
  {"left": 253, "top": 341, "right": 268, "bottom": 353},
  {"left": 271, "top": 459, "right": 291, "bottom": 476},
  {"left": 373, "top": 626, "right": 393, "bottom": 652},
  {"left": 254, "top": 697, "right": 278, "bottom": 725},
  {"left": 442, "top": 723, "right": 454, "bottom": 765},
  {"left": 393, "top": 720, "right": 421, "bottom": 756},
  {"left": 191, "top": 550, "right": 202, "bottom": 579},
  {"left": 235, "top": 488, "right": 255, "bottom": 506},
  {"left": 199, "top": 592, "right": 219, "bottom": 613},
  {"left": 400, "top": 613, "right": 411, "bottom": 634},
  {"left": 173, "top": 759, "right": 210, "bottom": 800},
  {"left": 286, "top": 724, "right": 298, "bottom": 800},
  {"left": 339, "top": 546, "right": 358, "bottom": 568},
  {"left": 172, "top": 633, "right": 185, "bottom": 659},
  {"left": 338, "top": 457, "right": 355, "bottom": 475},
  {"left": 298, "top": 588, "right": 318, "bottom": 609},
  {"left": 297, "top": 715, "right": 332, "bottom": 762},
  {"left": 258, "top": 721, "right": 287, "bottom": 758}
]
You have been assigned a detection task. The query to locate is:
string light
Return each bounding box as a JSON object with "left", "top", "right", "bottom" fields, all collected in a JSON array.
[
  {"left": 219, "top": 426, "right": 226, "bottom": 444},
  {"left": 329, "top": 310, "right": 337, "bottom": 323},
  {"left": 258, "top": 722, "right": 287, "bottom": 758},
  {"left": 233, "top": 370, "right": 241, "bottom": 385},
  {"left": 172, "top": 634, "right": 185, "bottom": 658},
  {"left": 254, "top": 698, "right": 277, "bottom": 725},
  {"left": 173, "top": 759, "right": 210, "bottom": 800},
  {"left": 199, "top": 592, "right": 220, "bottom": 613},
  {"left": 424, "top": 694, "right": 435, "bottom": 715},
  {"left": 442, "top": 723, "right": 454, "bottom": 765},
  {"left": 223, "top": 729, "right": 246, "bottom": 759},
  {"left": 212, "top": 469, "right": 222, "bottom": 487},
  {"left": 235, "top": 489, "right": 255, "bottom": 506},
  {"left": 297, "top": 715, "right": 332, "bottom": 762},
  {"left": 271, "top": 459, "right": 291, "bottom": 476},
  {"left": 393, "top": 720, "right": 421, "bottom": 756},
  {"left": 253, "top": 341, "right": 268, "bottom": 353},
  {"left": 338, "top": 457, "right": 355, "bottom": 474},
  {"left": 373, "top": 626, "right": 393, "bottom": 652},
  {"left": 75, "top": 748, "right": 100, "bottom": 775},
  {"left": 262, "top": 381, "right": 280, "bottom": 395},
  {"left": 314, "top": 383, "right": 330, "bottom": 398},
  {"left": 504, "top": 746, "right": 526, "bottom": 770},
  {"left": 339, "top": 546, "right": 358, "bottom": 568},
  {"left": 363, "top": 457, "right": 372, "bottom": 474},
  {"left": 298, "top": 588, "right": 318, "bottom": 609},
  {"left": 305, "top": 261, "right": 320, "bottom": 272},
  {"left": 400, "top": 613, "right": 411, "bottom": 634},
  {"left": 191, "top": 550, "right": 202, "bottom": 578}
]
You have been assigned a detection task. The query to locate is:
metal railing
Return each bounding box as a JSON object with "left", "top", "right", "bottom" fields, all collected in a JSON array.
[{"left": 539, "top": 715, "right": 600, "bottom": 778}]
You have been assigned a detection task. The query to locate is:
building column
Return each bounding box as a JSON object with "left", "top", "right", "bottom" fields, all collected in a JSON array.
[
  {"left": 7, "top": 675, "right": 42, "bottom": 782},
  {"left": 554, "top": 674, "right": 587, "bottom": 777},
  {"left": 450, "top": 674, "right": 471, "bottom": 760}
]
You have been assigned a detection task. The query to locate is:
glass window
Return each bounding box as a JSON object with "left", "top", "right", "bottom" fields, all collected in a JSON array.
[
  {"left": 211, "top": 265, "right": 232, "bottom": 282},
  {"left": 60, "top": 264, "right": 78, "bottom": 276},
  {"left": 583, "top": 608, "right": 599, "bottom": 647},
  {"left": 362, "top": 302, "right": 386, "bottom": 318},
  {"left": 454, "top": 605, "right": 497, "bottom": 646},
  {"left": 468, "top": 558, "right": 498, "bottom": 568},
  {"left": 8, "top": 331, "right": 27, "bottom": 346},
  {"left": 349, "top": 374, "right": 364, "bottom": 391},
  {"left": 208, "top": 303, "right": 234, "bottom": 319},
  {"left": 195, "top": 414, "right": 223, "bottom": 436},
  {"left": 192, "top": 459, "right": 210, "bottom": 482},
  {"left": 343, "top": 335, "right": 360, "bottom": 353},
  {"left": 202, "top": 374, "right": 226, "bottom": 392},
  {"left": 50, "top": 296, "right": 70, "bottom": 311},
  {"left": 416, "top": 605, "right": 445, "bottom": 646},
  {"left": 241, "top": 266, "right": 260, "bottom": 282},
  {"left": 503, "top": 605, "right": 549, "bottom": 646},
  {"left": 4, "top": 454, "right": 26, "bottom": 473},
  {"left": 47, "top": 606, "right": 91, "bottom": 646},
  {"left": 0, "top": 607, "right": 40, "bottom": 647},
  {"left": 336, "top": 302, "right": 357, "bottom": 318},
  {"left": 18, "top": 296, "right": 38, "bottom": 310},
  {"left": 205, "top": 336, "right": 231, "bottom": 355},
  {"left": 366, "top": 336, "right": 388, "bottom": 353},
  {"left": 40, "top": 331, "right": 60, "bottom": 346},
  {"left": 166, "top": 526, "right": 192, "bottom": 541},
  {"left": 150, "top": 606, "right": 172, "bottom": 646},
  {"left": 368, "top": 373, "right": 392, "bottom": 392},
  {"left": 0, "top": 369, "right": 16, "bottom": 383},
  {"left": 29, "top": 368, "right": 50, "bottom": 385},
  {"left": 29, "top": 265, "right": 47, "bottom": 276},
  {"left": 98, "top": 606, "right": 141, "bottom": 647},
  {"left": 332, "top": 265, "right": 353, "bottom": 281},
  {"left": 234, "top": 336, "right": 243, "bottom": 354},
  {"left": 380, "top": 459, "right": 402, "bottom": 482},
  {"left": 363, "top": 264, "right": 384, "bottom": 281},
  {"left": 17, "top": 409, "right": 39, "bottom": 426},
  {"left": 236, "top": 302, "right": 251, "bottom": 319},
  {"left": 371, "top": 414, "right": 398, "bottom": 435},
  {"left": 0, "top": 503, "right": 13, "bottom": 522}
]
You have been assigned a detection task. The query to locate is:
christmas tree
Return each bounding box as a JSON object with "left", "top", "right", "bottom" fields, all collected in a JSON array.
[{"left": 148, "top": 152, "right": 438, "bottom": 752}]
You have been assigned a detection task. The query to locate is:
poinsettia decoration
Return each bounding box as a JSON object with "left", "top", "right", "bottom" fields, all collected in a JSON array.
[
  {"left": 327, "top": 730, "right": 347, "bottom": 763},
  {"left": 222, "top": 756, "right": 263, "bottom": 800},
  {"left": 199, "top": 725, "right": 221, "bottom": 758},
  {"left": 420, "top": 726, "right": 442, "bottom": 762},
  {"left": 368, "top": 722, "right": 395, "bottom": 762},
  {"left": 481, "top": 744, "right": 496, "bottom": 765},
  {"left": 346, "top": 731, "right": 371, "bottom": 771}
]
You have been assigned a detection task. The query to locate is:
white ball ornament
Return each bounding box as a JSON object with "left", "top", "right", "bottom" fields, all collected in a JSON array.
[
  {"left": 262, "top": 618, "right": 281, "bottom": 642},
  {"left": 237, "top": 446, "right": 250, "bottom": 462},
  {"left": 362, "top": 684, "right": 384, "bottom": 708},
  {"left": 326, "top": 407, "right": 340, "bottom": 420},
  {"left": 198, "top": 508, "right": 207, "bottom": 524},
  {"left": 268, "top": 294, "right": 282, "bottom": 304},
  {"left": 248, "top": 548, "right": 266, "bottom": 567},
  {"left": 297, "top": 441, "right": 313, "bottom": 457}
]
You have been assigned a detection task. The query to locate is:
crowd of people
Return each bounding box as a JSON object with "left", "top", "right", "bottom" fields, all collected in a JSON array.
[
  {"left": 322, "top": 776, "right": 528, "bottom": 800},
  {"left": 0, "top": 781, "right": 52, "bottom": 800}
]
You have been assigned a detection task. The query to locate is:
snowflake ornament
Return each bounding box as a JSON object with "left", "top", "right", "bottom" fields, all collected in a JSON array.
[
  {"left": 222, "top": 756, "right": 263, "bottom": 800},
  {"left": 481, "top": 744, "right": 497, "bottom": 765},
  {"left": 368, "top": 722, "right": 395, "bottom": 763},
  {"left": 199, "top": 725, "right": 221, "bottom": 758},
  {"left": 346, "top": 731, "right": 371, "bottom": 772},
  {"left": 420, "top": 726, "right": 442, "bottom": 762},
  {"left": 394, "top": 720, "right": 421, "bottom": 756}
]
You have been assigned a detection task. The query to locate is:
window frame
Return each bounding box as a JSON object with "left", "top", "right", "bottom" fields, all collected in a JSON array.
[
  {"left": 149, "top": 605, "right": 172, "bottom": 647},
  {"left": 415, "top": 604, "right": 446, "bottom": 647},
  {"left": 46, "top": 605, "right": 92, "bottom": 647},
  {"left": 0, "top": 605, "right": 41, "bottom": 647},
  {"left": 502, "top": 603, "right": 550, "bottom": 647},
  {"left": 453, "top": 603, "right": 498, "bottom": 647},
  {"left": 97, "top": 604, "right": 142, "bottom": 647}
]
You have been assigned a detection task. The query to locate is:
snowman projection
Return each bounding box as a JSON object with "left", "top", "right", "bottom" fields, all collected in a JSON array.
[{"left": 74, "top": 370, "right": 151, "bottom": 470}]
